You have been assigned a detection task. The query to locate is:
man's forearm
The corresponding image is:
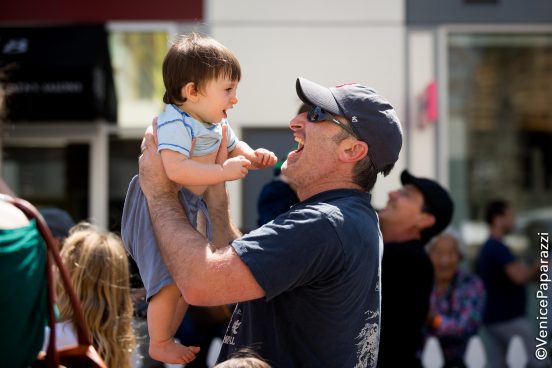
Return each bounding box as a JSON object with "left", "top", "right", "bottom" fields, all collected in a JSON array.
[
  {"left": 204, "top": 183, "right": 241, "bottom": 249},
  {"left": 145, "top": 190, "right": 263, "bottom": 305}
]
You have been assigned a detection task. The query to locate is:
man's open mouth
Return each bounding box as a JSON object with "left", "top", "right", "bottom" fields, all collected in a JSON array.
[{"left": 294, "top": 137, "right": 304, "bottom": 153}]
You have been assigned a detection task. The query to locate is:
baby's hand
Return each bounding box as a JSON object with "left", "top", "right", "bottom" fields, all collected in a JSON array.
[
  {"left": 222, "top": 156, "right": 251, "bottom": 181},
  {"left": 252, "top": 148, "right": 278, "bottom": 169}
]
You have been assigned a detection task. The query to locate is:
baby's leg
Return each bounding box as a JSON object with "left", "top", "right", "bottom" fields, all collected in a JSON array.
[{"left": 147, "top": 284, "right": 200, "bottom": 364}]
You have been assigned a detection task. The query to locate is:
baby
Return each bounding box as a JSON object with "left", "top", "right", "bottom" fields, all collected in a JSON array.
[{"left": 121, "top": 33, "right": 276, "bottom": 364}]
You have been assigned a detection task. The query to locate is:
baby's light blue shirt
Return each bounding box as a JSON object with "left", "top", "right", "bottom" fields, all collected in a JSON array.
[{"left": 157, "top": 104, "right": 238, "bottom": 157}]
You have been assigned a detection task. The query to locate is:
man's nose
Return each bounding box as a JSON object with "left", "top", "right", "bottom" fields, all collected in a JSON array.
[
  {"left": 289, "top": 113, "right": 307, "bottom": 131},
  {"left": 231, "top": 94, "right": 238, "bottom": 105}
]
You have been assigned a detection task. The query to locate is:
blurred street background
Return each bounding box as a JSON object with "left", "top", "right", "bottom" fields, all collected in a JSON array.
[{"left": 1, "top": 1, "right": 551, "bottom": 366}]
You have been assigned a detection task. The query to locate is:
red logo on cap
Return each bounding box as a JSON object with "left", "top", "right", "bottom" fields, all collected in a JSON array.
[{"left": 335, "top": 83, "right": 356, "bottom": 88}]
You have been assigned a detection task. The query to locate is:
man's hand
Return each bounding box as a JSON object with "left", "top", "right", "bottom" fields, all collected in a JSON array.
[
  {"left": 252, "top": 148, "right": 278, "bottom": 169},
  {"left": 206, "top": 124, "right": 230, "bottom": 202},
  {"left": 138, "top": 120, "right": 179, "bottom": 199}
]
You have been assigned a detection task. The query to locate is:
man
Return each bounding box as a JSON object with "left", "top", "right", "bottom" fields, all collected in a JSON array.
[
  {"left": 138, "top": 77, "right": 403, "bottom": 367},
  {"left": 39, "top": 207, "right": 75, "bottom": 248},
  {"left": 477, "top": 200, "right": 543, "bottom": 368},
  {"left": 377, "top": 170, "right": 454, "bottom": 367}
]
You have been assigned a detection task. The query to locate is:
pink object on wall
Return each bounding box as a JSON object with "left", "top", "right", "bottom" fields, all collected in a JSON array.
[{"left": 425, "top": 81, "right": 438, "bottom": 124}]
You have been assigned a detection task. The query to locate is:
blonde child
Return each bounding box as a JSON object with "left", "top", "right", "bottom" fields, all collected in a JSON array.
[
  {"left": 214, "top": 348, "right": 272, "bottom": 368},
  {"left": 57, "top": 222, "right": 135, "bottom": 368},
  {"left": 121, "top": 33, "right": 276, "bottom": 364}
]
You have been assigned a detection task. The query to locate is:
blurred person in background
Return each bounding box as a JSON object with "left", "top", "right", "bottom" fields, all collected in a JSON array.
[
  {"left": 57, "top": 222, "right": 136, "bottom": 368},
  {"left": 377, "top": 170, "right": 454, "bottom": 368},
  {"left": 256, "top": 160, "right": 298, "bottom": 227},
  {"left": 39, "top": 207, "right": 75, "bottom": 248},
  {"left": 426, "top": 228, "right": 485, "bottom": 368},
  {"left": 477, "top": 199, "right": 545, "bottom": 367},
  {"left": 214, "top": 348, "right": 271, "bottom": 368}
]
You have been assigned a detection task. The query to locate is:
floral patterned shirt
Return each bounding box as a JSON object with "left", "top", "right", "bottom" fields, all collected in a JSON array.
[{"left": 428, "top": 270, "right": 485, "bottom": 364}]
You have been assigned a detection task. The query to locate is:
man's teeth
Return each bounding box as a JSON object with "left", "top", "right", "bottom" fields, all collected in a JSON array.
[{"left": 294, "top": 137, "right": 304, "bottom": 151}]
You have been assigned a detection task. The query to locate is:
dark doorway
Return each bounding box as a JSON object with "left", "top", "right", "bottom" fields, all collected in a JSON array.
[{"left": 241, "top": 127, "right": 295, "bottom": 233}]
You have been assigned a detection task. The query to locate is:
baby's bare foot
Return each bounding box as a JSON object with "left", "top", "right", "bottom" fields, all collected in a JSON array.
[{"left": 149, "top": 338, "right": 200, "bottom": 364}]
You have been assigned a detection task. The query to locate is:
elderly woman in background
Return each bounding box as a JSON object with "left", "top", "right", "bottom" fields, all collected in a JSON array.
[{"left": 426, "top": 229, "right": 485, "bottom": 368}]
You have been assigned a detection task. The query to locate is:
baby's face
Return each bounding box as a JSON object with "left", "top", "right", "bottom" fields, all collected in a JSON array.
[{"left": 195, "top": 77, "right": 239, "bottom": 124}]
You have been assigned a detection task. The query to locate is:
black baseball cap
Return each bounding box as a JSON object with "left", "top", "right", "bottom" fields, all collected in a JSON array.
[
  {"left": 401, "top": 170, "right": 454, "bottom": 242},
  {"left": 39, "top": 207, "right": 75, "bottom": 239},
  {"left": 296, "top": 77, "right": 403, "bottom": 172}
]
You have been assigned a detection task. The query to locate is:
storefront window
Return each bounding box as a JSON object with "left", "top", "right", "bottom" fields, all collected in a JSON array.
[
  {"left": 448, "top": 33, "right": 552, "bottom": 248},
  {"left": 109, "top": 31, "right": 168, "bottom": 127},
  {"left": 2, "top": 145, "right": 89, "bottom": 221}
]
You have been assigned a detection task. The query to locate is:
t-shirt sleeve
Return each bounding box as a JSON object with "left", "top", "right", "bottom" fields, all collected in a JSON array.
[
  {"left": 157, "top": 118, "right": 194, "bottom": 157},
  {"left": 225, "top": 120, "right": 238, "bottom": 152},
  {"left": 494, "top": 241, "right": 516, "bottom": 268},
  {"left": 231, "top": 206, "right": 345, "bottom": 301}
]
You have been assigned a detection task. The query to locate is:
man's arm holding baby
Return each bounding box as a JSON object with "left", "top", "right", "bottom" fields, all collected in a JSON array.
[{"left": 140, "top": 128, "right": 265, "bottom": 306}]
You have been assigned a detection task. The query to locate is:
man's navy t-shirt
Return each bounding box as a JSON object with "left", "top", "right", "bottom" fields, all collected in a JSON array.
[
  {"left": 218, "top": 189, "right": 383, "bottom": 368},
  {"left": 477, "top": 237, "right": 525, "bottom": 323}
]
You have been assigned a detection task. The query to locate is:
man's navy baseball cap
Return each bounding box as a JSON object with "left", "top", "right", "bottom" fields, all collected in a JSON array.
[
  {"left": 401, "top": 170, "right": 454, "bottom": 242},
  {"left": 295, "top": 77, "right": 403, "bottom": 173}
]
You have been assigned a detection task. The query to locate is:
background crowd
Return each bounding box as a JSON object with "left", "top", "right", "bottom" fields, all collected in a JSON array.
[{"left": 3, "top": 167, "right": 548, "bottom": 367}]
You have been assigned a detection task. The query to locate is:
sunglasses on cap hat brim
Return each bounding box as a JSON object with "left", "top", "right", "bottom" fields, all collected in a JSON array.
[{"left": 306, "top": 106, "right": 359, "bottom": 139}]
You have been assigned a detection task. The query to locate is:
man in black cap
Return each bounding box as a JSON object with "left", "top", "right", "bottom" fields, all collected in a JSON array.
[
  {"left": 138, "top": 77, "right": 402, "bottom": 367},
  {"left": 377, "top": 170, "right": 454, "bottom": 368},
  {"left": 38, "top": 207, "right": 75, "bottom": 247},
  {"left": 256, "top": 161, "right": 299, "bottom": 227}
]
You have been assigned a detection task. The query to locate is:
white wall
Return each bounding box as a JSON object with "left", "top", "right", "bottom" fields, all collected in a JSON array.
[
  {"left": 207, "top": 0, "right": 406, "bottom": 222},
  {"left": 207, "top": 0, "right": 402, "bottom": 23},
  {"left": 407, "top": 30, "right": 437, "bottom": 178}
]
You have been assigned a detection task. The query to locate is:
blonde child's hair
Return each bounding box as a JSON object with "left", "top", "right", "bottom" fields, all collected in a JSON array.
[
  {"left": 214, "top": 348, "right": 271, "bottom": 368},
  {"left": 57, "top": 222, "right": 135, "bottom": 368}
]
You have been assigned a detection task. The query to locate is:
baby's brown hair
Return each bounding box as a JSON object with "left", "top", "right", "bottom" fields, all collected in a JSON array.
[{"left": 163, "top": 32, "right": 241, "bottom": 104}]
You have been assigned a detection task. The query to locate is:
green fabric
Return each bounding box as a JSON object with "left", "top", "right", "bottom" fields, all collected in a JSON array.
[{"left": 0, "top": 219, "right": 48, "bottom": 368}]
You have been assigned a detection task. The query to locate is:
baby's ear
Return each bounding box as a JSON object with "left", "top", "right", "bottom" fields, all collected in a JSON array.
[{"left": 182, "top": 82, "right": 198, "bottom": 102}]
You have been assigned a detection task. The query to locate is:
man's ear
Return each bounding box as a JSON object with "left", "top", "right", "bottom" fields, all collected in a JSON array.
[
  {"left": 182, "top": 82, "right": 199, "bottom": 102},
  {"left": 339, "top": 140, "right": 368, "bottom": 163},
  {"left": 418, "top": 212, "right": 436, "bottom": 231}
]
